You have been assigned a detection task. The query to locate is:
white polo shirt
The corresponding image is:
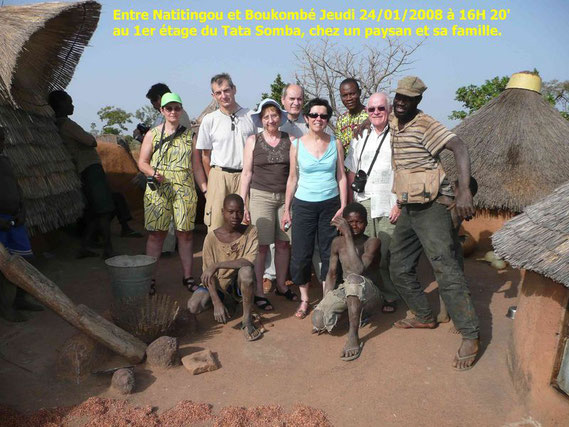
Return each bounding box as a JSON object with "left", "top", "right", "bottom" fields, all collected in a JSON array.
[
  {"left": 345, "top": 125, "right": 397, "bottom": 218},
  {"left": 196, "top": 107, "right": 256, "bottom": 170}
]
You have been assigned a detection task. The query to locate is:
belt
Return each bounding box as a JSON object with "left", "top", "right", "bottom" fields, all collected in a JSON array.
[{"left": 214, "top": 166, "right": 242, "bottom": 173}]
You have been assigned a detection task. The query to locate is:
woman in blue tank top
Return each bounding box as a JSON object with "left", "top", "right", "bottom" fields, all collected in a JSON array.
[{"left": 282, "top": 98, "right": 347, "bottom": 319}]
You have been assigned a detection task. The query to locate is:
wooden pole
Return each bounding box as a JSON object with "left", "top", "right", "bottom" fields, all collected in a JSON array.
[{"left": 0, "top": 244, "right": 146, "bottom": 363}]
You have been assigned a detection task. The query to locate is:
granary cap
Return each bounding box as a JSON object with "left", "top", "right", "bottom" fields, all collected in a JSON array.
[
  {"left": 395, "top": 76, "right": 428, "bottom": 97},
  {"left": 161, "top": 92, "right": 183, "bottom": 107},
  {"left": 505, "top": 71, "right": 542, "bottom": 94}
]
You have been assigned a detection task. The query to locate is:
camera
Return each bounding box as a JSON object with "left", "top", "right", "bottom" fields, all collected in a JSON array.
[
  {"left": 134, "top": 123, "right": 151, "bottom": 142},
  {"left": 351, "top": 170, "right": 368, "bottom": 193},
  {"left": 146, "top": 175, "right": 160, "bottom": 191},
  {"left": 137, "top": 123, "right": 150, "bottom": 135}
]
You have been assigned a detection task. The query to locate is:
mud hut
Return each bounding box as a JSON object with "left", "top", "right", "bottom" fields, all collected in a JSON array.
[
  {"left": 441, "top": 72, "right": 569, "bottom": 249},
  {"left": 0, "top": 1, "right": 101, "bottom": 234},
  {"left": 492, "top": 182, "right": 569, "bottom": 424}
]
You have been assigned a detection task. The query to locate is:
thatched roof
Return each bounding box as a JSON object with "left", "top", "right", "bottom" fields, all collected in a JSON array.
[
  {"left": 1, "top": 105, "right": 84, "bottom": 235},
  {"left": 492, "top": 181, "right": 569, "bottom": 288},
  {"left": 0, "top": 1, "right": 101, "bottom": 115},
  {"left": 441, "top": 76, "right": 569, "bottom": 213}
]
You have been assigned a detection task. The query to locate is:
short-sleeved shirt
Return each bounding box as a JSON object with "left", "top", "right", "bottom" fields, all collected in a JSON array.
[
  {"left": 335, "top": 109, "right": 369, "bottom": 155},
  {"left": 56, "top": 117, "right": 101, "bottom": 173},
  {"left": 196, "top": 107, "right": 256, "bottom": 170},
  {"left": 345, "top": 126, "right": 396, "bottom": 217},
  {"left": 201, "top": 225, "right": 259, "bottom": 291},
  {"left": 389, "top": 111, "right": 455, "bottom": 196},
  {"left": 280, "top": 115, "right": 308, "bottom": 139}
]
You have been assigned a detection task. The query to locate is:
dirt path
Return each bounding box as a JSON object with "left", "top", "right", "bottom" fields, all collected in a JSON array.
[{"left": 0, "top": 219, "right": 532, "bottom": 426}]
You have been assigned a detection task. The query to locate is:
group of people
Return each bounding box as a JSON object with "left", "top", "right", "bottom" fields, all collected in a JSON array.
[
  {"left": 2, "top": 72, "right": 476, "bottom": 369},
  {"left": 132, "top": 72, "right": 479, "bottom": 370}
]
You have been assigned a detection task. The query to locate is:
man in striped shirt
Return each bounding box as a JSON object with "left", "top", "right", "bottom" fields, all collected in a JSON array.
[{"left": 388, "top": 76, "right": 479, "bottom": 371}]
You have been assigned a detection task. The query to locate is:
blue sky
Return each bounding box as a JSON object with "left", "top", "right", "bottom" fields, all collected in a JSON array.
[{"left": 5, "top": 0, "right": 569, "bottom": 130}]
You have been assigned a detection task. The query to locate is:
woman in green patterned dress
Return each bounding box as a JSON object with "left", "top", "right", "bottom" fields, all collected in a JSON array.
[{"left": 138, "top": 93, "right": 207, "bottom": 294}]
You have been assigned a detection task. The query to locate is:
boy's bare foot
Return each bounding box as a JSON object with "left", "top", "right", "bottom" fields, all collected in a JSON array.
[
  {"left": 341, "top": 334, "right": 363, "bottom": 361},
  {"left": 393, "top": 318, "right": 437, "bottom": 329},
  {"left": 452, "top": 338, "right": 479, "bottom": 371}
]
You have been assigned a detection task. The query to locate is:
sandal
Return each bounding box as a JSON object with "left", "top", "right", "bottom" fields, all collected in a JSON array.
[
  {"left": 275, "top": 288, "right": 299, "bottom": 302},
  {"left": 242, "top": 322, "right": 263, "bottom": 341},
  {"left": 149, "top": 279, "right": 156, "bottom": 296},
  {"left": 295, "top": 300, "right": 310, "bottom": 319},
  {"left": 381, "top": 300, "right": 398, "bottom": 314},
  {"left": 182, "top": 277, "right": 199, "bottom": 293},
  {"left": 254, "top": 296, "right": 274, "bottom": 311}
]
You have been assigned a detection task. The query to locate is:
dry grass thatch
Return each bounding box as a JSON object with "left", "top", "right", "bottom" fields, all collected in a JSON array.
[
  {"left": 0, "top": 1, "right": 101, "bottom": 115},
  {"left": 492, "top": 181, "right": 569, "bottom": 288},
  {"left": 441, "top": 88, "right": 569, "bottom": 213},
  {"left": 1, "top": 105, "right": 84, "bottom": 235}
]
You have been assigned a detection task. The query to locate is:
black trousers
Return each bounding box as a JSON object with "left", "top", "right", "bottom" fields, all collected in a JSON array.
[{"left": 290, "top": 196, "right": 340, "bottom": 285}]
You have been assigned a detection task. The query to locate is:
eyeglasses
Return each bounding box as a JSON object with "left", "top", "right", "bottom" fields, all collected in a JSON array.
[
  {"left": 307, "top": 113, "right": 330, "bottom": 120},
  {"left": 164, "top": 105, "right": 182, "bottom": 112},
  {"left": 367, "top": 106, "right": 387, "bottom": 113}
]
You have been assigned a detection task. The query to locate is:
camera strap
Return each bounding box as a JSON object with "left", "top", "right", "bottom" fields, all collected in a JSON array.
[
  {"left": 356, "top": 125, "right": 389, "bottom": 176},
  {"left": 152, "top": 124, "right": 187, "bottom": 172}
]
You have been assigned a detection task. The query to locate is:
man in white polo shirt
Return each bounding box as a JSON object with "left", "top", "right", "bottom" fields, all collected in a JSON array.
[
  {"left": 345, "top": 92, "right": 402, "bottom": 314},
  {"left": 197, "top": 73, "right": 256, "bottom": 231}
]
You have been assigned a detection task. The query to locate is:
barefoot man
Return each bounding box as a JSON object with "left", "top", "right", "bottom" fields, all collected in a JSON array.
[
  {"left": 187, "top": 194, "right": 262, "bottom": 341},
  {"left": 388, "top": 76, "right": 479, "bottom": 371},
  {"left": 311, "top": 202, "right": 381, "bottom": 361}
]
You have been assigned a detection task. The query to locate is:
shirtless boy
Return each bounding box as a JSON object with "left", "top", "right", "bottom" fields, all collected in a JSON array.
[
  {"left": 311, "top": 202, "right": 381, "bottom": 361},
  {"left": 187, "top": 194, "right": 262, "bottom": 341}
]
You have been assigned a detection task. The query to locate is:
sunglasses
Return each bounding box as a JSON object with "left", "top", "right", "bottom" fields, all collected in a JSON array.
[
  {"left": 164, "top": 105, "right": 182, "bottom": 112},
  {"left": 367, "top": 106, "right": 387, "bottom": 113},
  {"left": 307, "top": 113, "right": 330, "bottom": 120}
]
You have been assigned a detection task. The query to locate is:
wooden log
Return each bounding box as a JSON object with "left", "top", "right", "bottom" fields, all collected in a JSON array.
[
  {"left": 77, "top": 305, "right": 147, "bottom": 363},
  {"left": 0, "top": 244, "right": 146, "bottom": 363}
]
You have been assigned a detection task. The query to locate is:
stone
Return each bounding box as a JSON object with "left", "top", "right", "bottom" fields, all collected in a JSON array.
[
  {"left": 56, "top": 333, "right": 112, "bottom": 382},
  {"left": 146, "top": 336, "right": 179, "bottom": 368},
  {"left": 111, "top": 368, "right": 135, "bottom": 394},
  {"left": 181, "top": 349, "right": 219, "bottom": 375}
]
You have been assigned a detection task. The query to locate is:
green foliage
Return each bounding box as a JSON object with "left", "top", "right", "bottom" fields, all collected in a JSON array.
[
  {"left": 449, "top": 76, "right": 509, "bottom": 120},
  {"left": 261, "top": 74, "right": 286, "bottom": 105},
  {"left": 97, "top": 106, "right": 133, "bottom": 135},
  {"left": 135, "top": 105, "right": 160, "bottom": 127},
  {"left": 543, "top": 79, "right": 569, "bottom": 120}
]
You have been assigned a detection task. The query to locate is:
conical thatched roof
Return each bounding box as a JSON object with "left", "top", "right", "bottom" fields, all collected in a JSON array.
[
  {"left": 441, "top": 75, "right": 569, "bottom": 213},
  {"left": 492, "top": 181, "right": 569, "bottom": 288},
  {"left": 1, "top": 105, "right": 84, "bottom": 235},
  {"left": 0, "top": 1, "right": 101, "bottom": 115}
]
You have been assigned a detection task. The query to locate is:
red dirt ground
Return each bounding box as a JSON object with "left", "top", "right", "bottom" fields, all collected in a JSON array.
[{"left": 0, "top": 215, "right": 536, "bottom": 426}]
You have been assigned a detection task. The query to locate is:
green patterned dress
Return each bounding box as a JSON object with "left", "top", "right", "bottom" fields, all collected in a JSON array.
[{"left": 144, "top": 126, "right": 197, "bottom": 231}]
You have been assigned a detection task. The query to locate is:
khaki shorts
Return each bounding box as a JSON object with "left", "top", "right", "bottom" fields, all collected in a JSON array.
[
  {"left": 204, "top": 167, "right": 241, "bottom": 232},
  {"left": 314, "top": 274, "right": 381, "bottom": 332},
  {"left": 249, "top": 188, "right": 290, "bottom": 245}
]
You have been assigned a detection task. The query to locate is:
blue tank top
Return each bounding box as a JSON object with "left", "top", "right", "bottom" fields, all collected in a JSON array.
[{"left": 294, "top": 137, "right": 339, "bottom": 202}]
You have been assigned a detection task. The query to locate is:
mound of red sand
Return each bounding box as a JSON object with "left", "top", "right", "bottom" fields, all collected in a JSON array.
[{"left": 0, "top": 398, "right": 332, "bottom": 426}]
